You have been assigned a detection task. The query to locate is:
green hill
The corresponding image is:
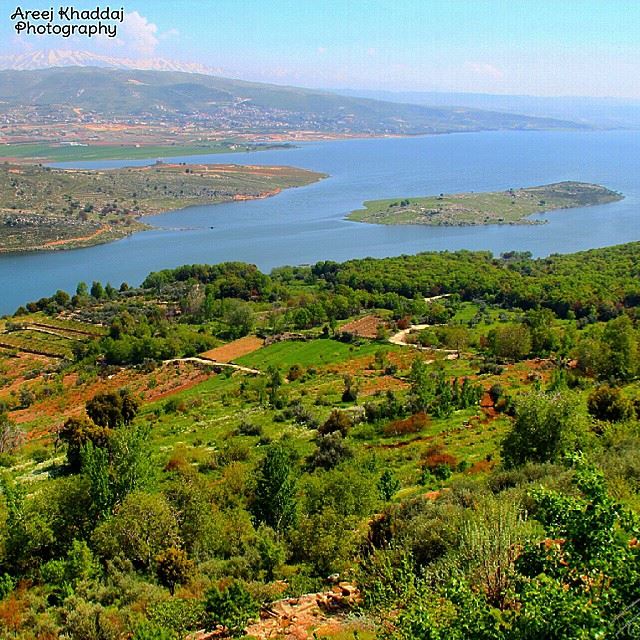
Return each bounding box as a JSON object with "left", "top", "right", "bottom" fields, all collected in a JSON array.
[{"left": 0, "top": 67, "right": 587, "bottom": 135}]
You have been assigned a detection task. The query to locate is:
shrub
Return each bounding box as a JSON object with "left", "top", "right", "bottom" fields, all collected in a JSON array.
[
  {"left": 204, "top": 581, "right": 259, "bottom": 636},
  {"left": 383, "top": 412, "right": 428, "bottom": 436},
  {"left": 422, "top": 444, "right": 457, "bottom": 479},
  {"left": 318, "top": 409, "right": 352, "bottom": 437},
  {"left": 308, "top": 432, "right": 353, "bottom": 470},
  {"left": 501, "top": 390, "right": 587, "bottom": 468},
  {"left": 587, "top": 385, "right": 634, "bottom": 422}
]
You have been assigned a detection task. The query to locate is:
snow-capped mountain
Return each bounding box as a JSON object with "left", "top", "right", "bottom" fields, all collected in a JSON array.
[{"left": 0, "top": 49, "right": 224, "bottom": 75}]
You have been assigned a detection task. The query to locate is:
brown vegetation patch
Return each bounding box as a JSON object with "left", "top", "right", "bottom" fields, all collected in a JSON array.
[
  {"left": 359, "top": 375, "right": 408, "bottom": 396},
  {"left": 384, "top": 412, "right": 429, "bottom": 436},
  {"left": 422, "top": 444, "right": 458, "bottom": 471},
  {"left": 339, "top": 315, "right": 383, "bottom": 339},
  {"left": 200, "top": 336, "right": 264, "bottom": 363}
]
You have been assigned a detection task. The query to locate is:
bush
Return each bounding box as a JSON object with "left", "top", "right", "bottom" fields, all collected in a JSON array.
[
  {"left": 308, "top": 432, "right": 353, "bottom": 470},
  {"left": 204, "top": 581, "right": 259, "bottom": 636},
  {"left": 318, "top": 409, "right": 352, "bottom": 437},
  {"left": 235, "top": 420, "right": 263, "bottom": 437},
  {"left": 383, "top": 412, "right": 428, "bottom": 436},
  {"left": 422, "top": 444, "right": 457, "bottom": 477},
  {"left": 587, "top": 385, "right": 634, "bottom": 422},
  {"left": 501, "top": 390, "right": 587, "bottom": 468}
]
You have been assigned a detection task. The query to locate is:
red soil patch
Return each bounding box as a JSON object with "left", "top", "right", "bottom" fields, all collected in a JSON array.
[
  {"left": 200, "top": 336, "right": 264, "bottom": 363},
  {"left": 12, "top": 361, "right": 214, "bottom": 436},
  {"left": 359, "top": 375, "right": 408, "bottom": 396}
]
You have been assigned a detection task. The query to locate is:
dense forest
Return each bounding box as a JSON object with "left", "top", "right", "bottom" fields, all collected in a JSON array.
[{"left": 0, "top": 242, "right": 638, "bottom": 639}]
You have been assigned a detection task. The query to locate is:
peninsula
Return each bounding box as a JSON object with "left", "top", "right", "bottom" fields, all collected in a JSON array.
[
  {"left": 0, "top": 162, "right": 325, "bottom": 252},
  {"left": 348, "top": 181, "right": 623, "bottom": 226}
]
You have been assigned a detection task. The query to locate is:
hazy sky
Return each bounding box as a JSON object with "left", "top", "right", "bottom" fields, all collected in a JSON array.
[{"left": 2, "top": 0, "right": 639, "bottom": 97}]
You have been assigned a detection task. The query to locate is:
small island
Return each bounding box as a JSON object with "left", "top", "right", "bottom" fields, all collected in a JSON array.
[
  {"left": 348, "top": 181, "right": 623, "bottom": 226},
  {"left": 0, "top": 162, "right": 325, "bottom": 252}
]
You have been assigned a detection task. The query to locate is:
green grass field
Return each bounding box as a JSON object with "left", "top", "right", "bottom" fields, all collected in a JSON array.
[{"left": 0, "top": 141, "right": 291, "bottom": 162}]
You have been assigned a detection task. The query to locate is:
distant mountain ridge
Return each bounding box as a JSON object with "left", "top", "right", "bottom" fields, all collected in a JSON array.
[
  {"left": 0, "top": 49, "right": 223, "bottom": 75},
  {"left": 334, "top": 88, "right": 640, "bottom": 129},
  {"left": 0, "top": 60, "right": 588, "bottom": 135}
]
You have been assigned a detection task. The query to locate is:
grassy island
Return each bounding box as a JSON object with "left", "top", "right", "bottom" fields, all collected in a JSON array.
[
  {"left": 348, "top": 181, "right": 623, "bottom": 226},
  {"left": 0, "top": 162, "right": 325, "bottom": 252}
]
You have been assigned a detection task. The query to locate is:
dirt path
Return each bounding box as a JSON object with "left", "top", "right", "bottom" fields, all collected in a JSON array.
[
  {"left": 41, "top": 225, "right": 111, "bottom": 248},
  {"left": 388, "top": 323, "right": 432, "bottom": 346},
  {"left": 424, "top": 294, "right": 451, "bottom": 303},
  {"left": 388, "top": 323, "right": 458, "bottom": 358},
  {"left": 163, "top": 357, "right": 261, "bottom": 375}
]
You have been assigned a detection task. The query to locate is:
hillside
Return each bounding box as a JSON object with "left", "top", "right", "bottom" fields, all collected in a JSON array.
[
  {"left": 0, "top": 244, "right": 638, "bottom": 637},
  {"left": 0, "top": 67, "right": 587, "bottom": 136},
  {"left": 0, "top": 162, "right": 325, "bottom": 252}
]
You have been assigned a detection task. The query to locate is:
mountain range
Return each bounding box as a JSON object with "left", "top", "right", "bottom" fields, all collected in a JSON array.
[{"left": 0, "top": 50, "right": 588, "bottom": 135}]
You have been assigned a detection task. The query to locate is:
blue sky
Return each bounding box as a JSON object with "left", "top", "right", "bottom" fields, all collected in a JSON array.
[{"left": 2, "top": 1, "right": 639, "bottom": 97}]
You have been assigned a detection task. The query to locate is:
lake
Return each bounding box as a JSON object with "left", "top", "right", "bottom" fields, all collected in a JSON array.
[{"left": 1, "top": 130, "right": 639, "bottom": 315}]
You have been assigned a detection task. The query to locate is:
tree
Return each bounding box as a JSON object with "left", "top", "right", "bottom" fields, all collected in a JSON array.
[
  {"left": 600, "top": 315, "right": 637, "bottom": 381},
  {"left": 524, "top": 308, "right": 558, "bottom": 356},
  {"left": 266, "top": 366, "right": 283, "bottom": 408},
  {"left": 76, "top": 282, "right": 89, "bottom": 297},
  {"left": 82, "top": 424, "right": 154, "bottom": 517},
  {"left": 86, "top": 388, "right": 139, "bottom": 429},
  {"left": 309, "top": 431, "right": 353, "bottom": 470},
  {"left": 223, "top": 299, "right": 254, "bottom": 338},
  {"left": 408, "top": 357, "right": 434, "bottom": 412},
  {"left": 155, "top": 547, "right": 194, "bottom": 595},
  {"left": 341, "top": 374, "right": 359, "bottom": 402},
  {"left": 58, "top": 416, "right": 110, "bottom": 472},
  {"left": 253, "top": 442, "right": 298, "bottom": 533},
  {"left": 90, "top": 281, "right": 105, "bottom": 299},
  {"left": 488, "top": 323, "right": 532, "bottom": 361},
  {"left": 501, "top": 390, "right": 587, "bottom": 468},
  {"left": 378, "top": 470, "right": 400, "bottom": 501},
  {"left": 92, "top": 491, "right": 179, "bottom": 571}
]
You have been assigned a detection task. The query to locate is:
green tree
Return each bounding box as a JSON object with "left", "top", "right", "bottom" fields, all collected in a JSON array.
[
  {"left": 501, "top": 390, "right": 587, "bottom": 468},
  {"left": 92, "top": 491, "right": 179, "bottom": 571},
  {"left": 318, "top": 409, "right": 352, "bottom": 437},
  {"left": 90, "top": 280, "right": 105, "bottom": 299},
  {"left": 488, "top": 323, "right": 532, "bottom": 361},
  {"left": 155, "top": 547, "right": 194, "bottom": 595},
  {"left": 58, "top": 416, "right": 110, "bottom": 472},
  {"left": 408, "top": 357, "right": 434, "bottom": 412},
  {"left": 253, "top": 442, "right": 298, "bottom": 533},
  {"left": 600, "top": 315, "right": 637, "bottom": 381},
  {"left": 85, "top": 388, "right": 139, "bottom": 429}
]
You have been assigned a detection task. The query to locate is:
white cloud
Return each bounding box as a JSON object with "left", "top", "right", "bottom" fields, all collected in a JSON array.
[
  {"left": 464, "top": 61, "right": 505, "bottom": 81},
  {"left": 317, "top": 47, "right": 327, "bottom": 54},
  {"left": 119, "top": 11, "right": 159, "bottom": 56}
]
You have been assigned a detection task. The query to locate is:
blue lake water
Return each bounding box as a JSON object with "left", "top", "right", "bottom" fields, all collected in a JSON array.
[{"left": 1, "top": 130, "right": 639, "bottom": 315}]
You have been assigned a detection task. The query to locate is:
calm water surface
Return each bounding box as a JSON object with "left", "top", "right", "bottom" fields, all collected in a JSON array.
[{"left": 1, "top": 130, "right": 639, "bottom": 314}]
